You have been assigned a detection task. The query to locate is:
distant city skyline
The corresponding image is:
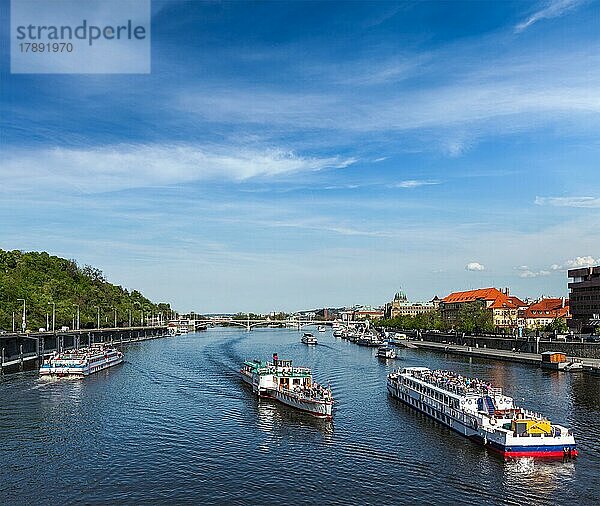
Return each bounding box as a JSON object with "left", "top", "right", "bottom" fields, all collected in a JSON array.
[{"left": 1, "top": 1, "right": 599, "bottom": 313}]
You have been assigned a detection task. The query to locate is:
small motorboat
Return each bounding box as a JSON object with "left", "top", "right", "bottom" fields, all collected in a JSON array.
[
  {"left": 377, "top": 345, "right": 397, "bottom": 359},
  {"left": 318, "top": 326, "right": 327, "bottom": 332},
  {"left": 333, "top": 330, "right": 344, "bottom": 338},
  {"left": 301, "top": 333, "right": 318, "bottom": 345},
  {"left": 564, "top": 361, "right": 583, "bottom": 371}
]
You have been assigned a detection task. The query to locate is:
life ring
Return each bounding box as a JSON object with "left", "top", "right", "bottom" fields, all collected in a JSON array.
[{"left": 490, "top": 417, "right": 497, "bottom": 426}]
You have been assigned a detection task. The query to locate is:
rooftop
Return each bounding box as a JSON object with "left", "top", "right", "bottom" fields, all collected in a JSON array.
[
  {"left": 525, "top": 298, "right": 569, "bottom": 319},
  {"left": 442, "top": 288, "right": 524, "bottom": 309}
]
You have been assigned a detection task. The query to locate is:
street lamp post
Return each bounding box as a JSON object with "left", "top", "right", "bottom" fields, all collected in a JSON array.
[
  {"left": 95, "top": 306, "right": 101, "bottom": 329},
  {"left": 73, "top": 304, "right": 80, "bottom": 330},
  {"left": 113, "top": 308, "right": 117, "bottom": 328},
  {"left": 16, "top": 299, "right": 26, "bottom": 332},
  {"left": 133, "top": 302, "right": 143, "bottom": 326},
  {"left": 128, "top": 309, "right": 132, "bottom": 328},
  {"left": 12, "top": 312, "right": 15, "bottom": 332},
  {"left": 48, "top": 302, "right": 56, "bottom": 332}
]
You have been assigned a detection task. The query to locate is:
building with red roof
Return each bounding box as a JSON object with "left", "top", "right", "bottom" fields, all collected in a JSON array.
[
  {"left": 441, "top": 287, "right": 526, "bottom": 330},
  {"left": 524, "top": 298, "right": 570, "bottom": 330}
]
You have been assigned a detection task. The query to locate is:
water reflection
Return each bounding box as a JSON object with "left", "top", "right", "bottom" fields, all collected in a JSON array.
[
  {"left": 1, "top": 328, "right": 599, "bottom": 505},
  {"left": 503, "top": 457, "right": 575, "bottom": 501},
  {"left": 255, "top": 397, "right": 334, "bottom": 441},
  {"left": 570, "top": 374, "right": 600, "bottom": 409}
]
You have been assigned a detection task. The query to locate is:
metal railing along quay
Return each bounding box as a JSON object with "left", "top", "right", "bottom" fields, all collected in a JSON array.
[{"left": 0, "top": 325, "right": 168, "bottom": 375}]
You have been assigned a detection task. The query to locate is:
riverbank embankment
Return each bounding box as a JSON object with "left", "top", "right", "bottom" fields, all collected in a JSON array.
[{"left": 409, "top": 340, "right": 600, "bottom": 375}]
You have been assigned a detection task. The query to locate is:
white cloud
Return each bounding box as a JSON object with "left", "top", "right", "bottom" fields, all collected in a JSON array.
[
  {"left": 548, "top": 255, "right": 599, "bottom": 271},
  {"left": 535, "top": 196, "right": 600, "bottom": 208},
  {"left": 465, "top": 262, "right": 485, "bottom": 271},
  {"left": 515, "top": 0, "right": 584, "bottom": 33},
  {"left": 391, "top": 180, "right": 440, "bottom": 189},
  {"left": 0, "top": 144, "right": 356, "bottom": 193},
  {"left": 519, "top": 269, "right": 551, "bottom": 278},
  {"left": 565, "top": 255, "right": 599, "bottom": 268}
]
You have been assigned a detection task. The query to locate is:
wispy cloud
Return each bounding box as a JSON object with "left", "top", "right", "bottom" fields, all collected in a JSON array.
[
  {"left": 465, "top": 262, "right": 485, "bottom": 272},
  {"left": 0, "top": 144, "right": 356, "bottom": 194},
  {"left": 535, "top": 196, "right": 600, "bottom": 208},
  {"left": 517, "top": 265, "right": 552, "bottom": 278},
  {"left": 176, "top": 56, "right": 600, "bottom": 150},
  {"left": 515, "top": 0, "right": 584, "bottom": 33},
  {"left": 390, "top": 180, "right": 440, "bottom": 189}
]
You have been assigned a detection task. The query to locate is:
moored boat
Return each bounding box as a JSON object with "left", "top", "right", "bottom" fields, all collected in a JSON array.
[
  {"left": 357, "top": 333, "right": 383, "bottom": 347},
  {"left": 39, "top": 345, "right": 124, "bottom": 377},
  {"left": 302, "top": 333, "right": 318, "bottom": 345},
  {"left": 240, "top": 354, "right": 333, "bottom": 418},
  {"left": 387, "top": 367, "right": 577, "bottom": 459},
  {"left": 318, "top": 326, "right": 327, "bottom": 332}
]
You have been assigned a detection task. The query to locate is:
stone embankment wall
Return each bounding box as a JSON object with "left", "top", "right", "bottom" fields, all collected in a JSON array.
[{"left": 415, "top": 331, "right": 600, "bottom": 359}]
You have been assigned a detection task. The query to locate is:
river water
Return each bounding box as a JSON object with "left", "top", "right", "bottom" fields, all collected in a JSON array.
[{"left": 1, "top": 328, "right": 599, "bottom": 505}]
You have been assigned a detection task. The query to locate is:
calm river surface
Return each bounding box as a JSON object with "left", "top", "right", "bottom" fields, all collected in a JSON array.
[{"left": 1, "top": 328, "right": 599, "bottom": 505}]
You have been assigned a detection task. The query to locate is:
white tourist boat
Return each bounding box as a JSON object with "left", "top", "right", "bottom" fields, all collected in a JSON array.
[
  {"left": 301, "top": 333, "right": 318, "bottom": 345},
  {"left": 39, "top": 345, "right": 124, "bottom": 378},
  {"left": 240, "top": 354, "right": 333, "bottom": 418},
  {"left": 167, "top": 322, "right": 181, "bottom": 336},
  {"left": 377, "top": 345, "right": 397, "bottom": 359},
  {"left": 387, "top": 367, "right": 578, "bottom": 459}
]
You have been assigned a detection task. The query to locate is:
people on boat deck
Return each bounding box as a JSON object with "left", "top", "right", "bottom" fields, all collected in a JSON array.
[{"left": 413, "top": 369, "right": 494, "bottom": 396}]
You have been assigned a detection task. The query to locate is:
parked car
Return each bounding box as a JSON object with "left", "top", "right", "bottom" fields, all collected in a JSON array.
[
  {"left": 60, "top": 326, "right": 69, "bottom": 331},
  {"left": 585, "top": 335, "right": 600, "bottom": 343}
]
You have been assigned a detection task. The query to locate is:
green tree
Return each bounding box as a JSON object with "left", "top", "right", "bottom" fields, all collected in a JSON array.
[
  {"left": 0, "top": 249, "right": 171, "bottom": 330},
  {"left": 456, "top": 302, "right": 494, "bottom": 334},
  {"left": 545, "top": 318, "right": 568, "bottom": 334},
  {"left": 375, "top": 310, "right": 443, "bottom": 331}
]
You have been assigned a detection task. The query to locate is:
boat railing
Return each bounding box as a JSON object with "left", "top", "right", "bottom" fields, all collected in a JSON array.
[
  {"left": 278, "top": 367, "right": 312, "bottom": 376},
  {"left": 283, "top": 385, "right": 332, "bottom": 402},
  {"left": 518, "top": 408, "right": 547, "bottom": 421}
]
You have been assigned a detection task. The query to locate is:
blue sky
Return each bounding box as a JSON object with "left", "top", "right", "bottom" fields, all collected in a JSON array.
[{"left": 1, "top": 0, "right": 599, "bottom": 312}]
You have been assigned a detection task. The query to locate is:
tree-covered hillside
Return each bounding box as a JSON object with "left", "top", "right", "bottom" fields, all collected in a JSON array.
[{"left": 0, "top": 249, "right": 171, "bottom": 331}]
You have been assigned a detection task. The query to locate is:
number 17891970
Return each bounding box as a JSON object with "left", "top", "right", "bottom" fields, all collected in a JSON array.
[{"left": 19, "top": 42, "right": 74, "bottom": 52}]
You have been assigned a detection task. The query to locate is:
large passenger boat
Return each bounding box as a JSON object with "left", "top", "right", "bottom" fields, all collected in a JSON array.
[
  {"left": 39, "top": 345, "right": 124, "bottom": 378},
  {"left": 240, "top": 354, "right": 333, "bottom": 418},
  {"left": 387, "top": 367, "right": 578, "bottom": 459}
]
